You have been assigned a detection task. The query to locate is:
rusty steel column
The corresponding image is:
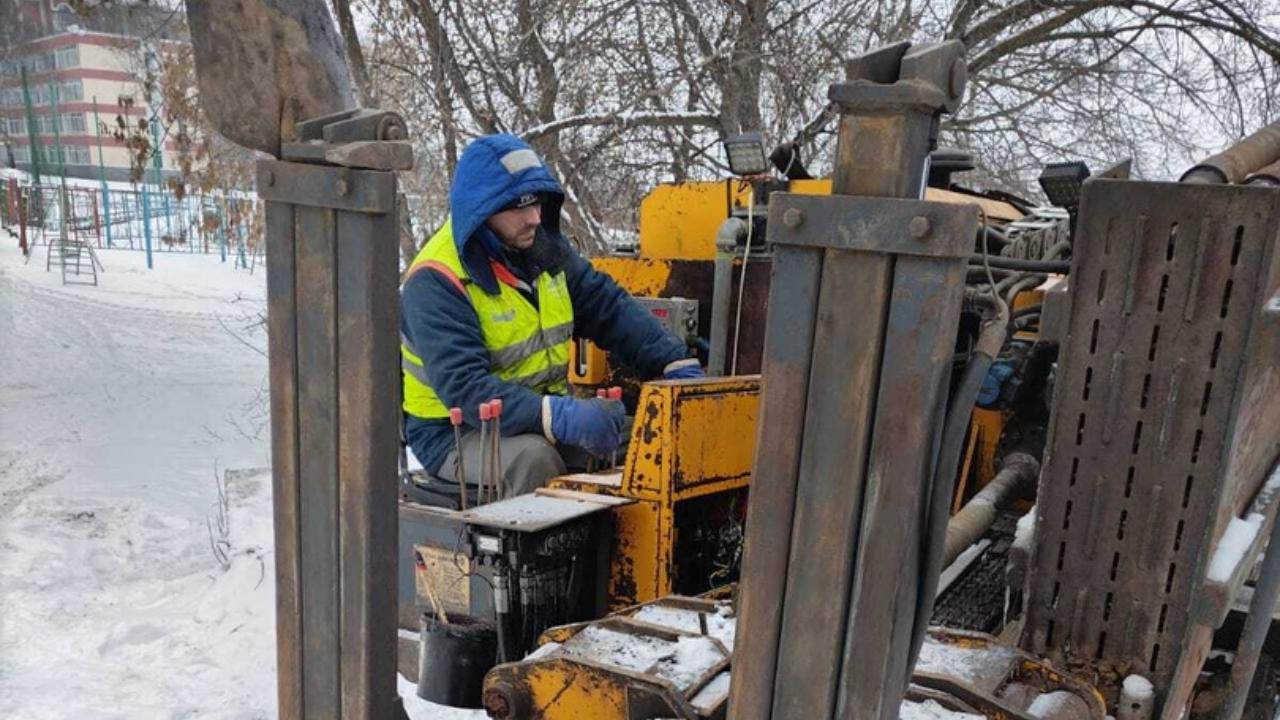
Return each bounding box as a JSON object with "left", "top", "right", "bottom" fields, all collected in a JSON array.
[
  {"left": 729, "top": 40, "right": 973, "bottom": 720},
  {"left": 259, "top": 110, "right": 414, "bottom": 720}
]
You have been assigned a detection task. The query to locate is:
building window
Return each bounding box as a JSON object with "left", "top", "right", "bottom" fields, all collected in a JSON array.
[
  {"left": 55, "top": 144, "right": 92, "bottom": 165},
  {"left": 31, "top": 53, "right": 53, "bottom": 74},
  {"left": 58, "top": 80, "right": 83, "bottom": 102},
  {"left": 42, "top": 144, "right": 91, "bottom": 165},
  {"left": 13, "top": 146, "right": 30, "bottom": 163},
  {"left": 61, "top": 113, "right": 86, "bottom": 134},
  {"left": 7, "top": 117, "right": 26, "bottom": 135},
  {"left": 55, "top": 46, "right": 79, "bottom": 70},
  {"left": 0, "top": 89, "right": 20, "bottom": 108}
]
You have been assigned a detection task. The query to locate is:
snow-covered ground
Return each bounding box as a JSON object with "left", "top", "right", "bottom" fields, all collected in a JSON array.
[{"left": 0, "top": 240, "right": 479, "bottom": 719}]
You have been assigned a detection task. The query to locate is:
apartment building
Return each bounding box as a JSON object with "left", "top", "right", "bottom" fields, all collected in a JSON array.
[{"left": 0, "top": 1, "right": 185, "bottom": 182}]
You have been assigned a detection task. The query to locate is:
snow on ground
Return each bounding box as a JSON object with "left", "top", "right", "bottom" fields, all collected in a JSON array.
[{"left": 0, "top": 240, "right": 479, "bottom": 719}]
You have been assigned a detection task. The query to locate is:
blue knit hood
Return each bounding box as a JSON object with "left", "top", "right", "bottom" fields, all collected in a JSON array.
[{"left": 449, "top": 134, "right": 565, "bottom": 293}]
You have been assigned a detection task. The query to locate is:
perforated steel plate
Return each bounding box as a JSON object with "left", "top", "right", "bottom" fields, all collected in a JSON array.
[{"left": 1022, "top": 180, "right": 1280, "bottom": 708}]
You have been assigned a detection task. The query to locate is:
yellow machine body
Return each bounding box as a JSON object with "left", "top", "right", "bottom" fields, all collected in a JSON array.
[
  {"left": 573, "top": 179, "right": 1026, "bottom": 385},
  {"left": 483, "top": 606, "right": 732, "bottom": 720},
  {"left": 483, "top": 595, "right": 1105, "bottom": 720},
  {"left": 635, "top": 179, "right": 1020, "bottom": 261},
  {"left": 550, "top": 376, "right": 759, "bottom": 609}
]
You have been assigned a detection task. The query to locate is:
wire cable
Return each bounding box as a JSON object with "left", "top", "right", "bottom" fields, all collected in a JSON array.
[{"left": 729, "top": 182, "right": 754, "bottom": 376}]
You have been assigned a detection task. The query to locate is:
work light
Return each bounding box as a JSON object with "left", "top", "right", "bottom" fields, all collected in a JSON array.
[{"left": 723, "top": 132, "right": 768, "bottom": 176}]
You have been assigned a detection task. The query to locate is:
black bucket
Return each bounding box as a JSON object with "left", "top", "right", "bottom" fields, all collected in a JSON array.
[{"left": 416, "top": 612, "right": 497, "bottom": 708}]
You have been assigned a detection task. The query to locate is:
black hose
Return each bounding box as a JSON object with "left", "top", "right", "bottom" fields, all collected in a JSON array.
[
  {"left": 968, "top": 255, "right": 1071, "bottom": 273},
  {"left": 907, "top": 346, "right": 997, "bottom": 679},
  {"left": 966, "top": 267, "right": 1017, "bottom": 283}
]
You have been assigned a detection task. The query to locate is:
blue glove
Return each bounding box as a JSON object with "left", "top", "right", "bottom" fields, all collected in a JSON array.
[
  {"left": 663, "top": 359, "right": 705, "bottom": 380},
  {"left": 547, "top": 396, "right": 626, "bottom": 456}
]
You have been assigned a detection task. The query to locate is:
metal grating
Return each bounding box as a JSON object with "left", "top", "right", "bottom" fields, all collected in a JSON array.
[{"left": 1023, "top": 180, "right": 1280, "bottom": 705}]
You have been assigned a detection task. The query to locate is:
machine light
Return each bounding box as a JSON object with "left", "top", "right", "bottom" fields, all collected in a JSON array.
[
  {"left": 723, "top": 132, "right": 768, "bottom": 176},
  {"left": 1038, "top": 161, "right": 1091, "bottom": 209}
]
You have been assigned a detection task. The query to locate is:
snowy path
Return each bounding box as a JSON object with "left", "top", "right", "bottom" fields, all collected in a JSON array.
[
  {"left": 0, "top": 244, "right": 276, "bottom": 719},
  {"left": 0, "top": 244, "right": 478, "bottom": 719}
]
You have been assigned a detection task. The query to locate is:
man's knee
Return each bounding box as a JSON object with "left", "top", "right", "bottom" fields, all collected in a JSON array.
[{"left": 503, "top": 435, "right": 566, "bottom": 496}]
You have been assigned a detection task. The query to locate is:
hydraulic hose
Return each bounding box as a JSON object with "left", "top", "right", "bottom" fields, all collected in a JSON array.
[
  {"left": 907, "top": 295, "right": 1008, "bottom": 680},
  {"left": 969, "top": 255, "right": 1070, "bottom": 273}
]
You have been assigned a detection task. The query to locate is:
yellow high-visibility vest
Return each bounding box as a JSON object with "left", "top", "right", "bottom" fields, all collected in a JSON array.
[{"left": 401, "top": 219, "right": 574, "bottom": 420}]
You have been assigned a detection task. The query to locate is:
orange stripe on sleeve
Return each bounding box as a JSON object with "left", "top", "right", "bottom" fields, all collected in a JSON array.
[{"left": 406, "top": 260, "right": 466, "bottom": 294}]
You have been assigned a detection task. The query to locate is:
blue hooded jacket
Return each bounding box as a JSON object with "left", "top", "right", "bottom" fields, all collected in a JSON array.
[{"left": 402, "top": 134, "right": 689, "bottom": 475}]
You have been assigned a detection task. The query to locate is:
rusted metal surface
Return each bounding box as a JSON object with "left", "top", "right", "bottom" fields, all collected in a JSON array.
[
  {"left": 265, "top": 200, "right": 302, "bottom": 718},
  {"left": 258, "top": 120, "right": 408, "bottom": 718},
  {"left": 257, "top": 161, "right": 396, "bottom": 214},
  {"left": 837, "top": 250, "right": 969, "bottom": 720},
  {"left": 1199, "top": 470, "right": 1280, "bottom": 628},
  {"left": 771, "top": 247, "right": 891, "bottom": 720},
  {"left": 1021, "top": 179, "right": 1280, "bottom": 718},
  {"left": 324, "top": 141, "right": 416, "bottom": 171},
  {"left": 728, "top": 244, "right": 822, "bottom": 720},
  {"left": 334, "top": 207, "right": 402, "bottom": 719},
  {"left": 294, "top": 202, "right": 342, "bottom": 718},
  {"left": 184, "top": 0, "right": 355, "bottom": 158},
  {"left": 766, "top": 194, "right": 984, "bottom": 258},
  {"left": 730, "top": 39, "right": 973, "bottom": 720}
]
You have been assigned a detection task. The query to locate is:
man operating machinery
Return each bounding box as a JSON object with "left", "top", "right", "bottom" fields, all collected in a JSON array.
[{"left": 400, "top": 134, "right": 704, "bottom": 498}]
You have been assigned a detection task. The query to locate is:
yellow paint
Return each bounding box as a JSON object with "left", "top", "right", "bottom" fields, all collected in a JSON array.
[
  {"left": 1012, "top": 287, "right": 1046, "bottom": 342},
  {"left": 568, "top": 337, "right": 608, "bottom": 385},
  {"left": 590, "top": 256, "right": 673, "bottom": 297},
  {"left": 549, "top": 376, "right": 760, "bottom": 608},
  {"left": 488, "top": 660, "right": 628, "bottom": 718},
  {"left": 575, "top": 257, "right": 675, "bottom": 385},
  {"left": 954, "top": 408, "right": 1006, "bottom": 512},
  {"left": 610, "top": 500, "right": 664, "bottom": 609},
  {"left": 789, "top": 178, "right": 833, "bottom": 195},
  {"left": 638, "top": 181, "right": 749, "bottom": 260},
  {"left": 671, "top": 388, "right": 759, "bottom": 491}
]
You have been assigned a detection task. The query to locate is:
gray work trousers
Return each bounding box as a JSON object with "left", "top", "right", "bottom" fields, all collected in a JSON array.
[
  {"left": 435, "top": 422, "right": 631, "bottom": 498},
  {"left": 436, "top": 432, "right": 568, "bottom": 498}
]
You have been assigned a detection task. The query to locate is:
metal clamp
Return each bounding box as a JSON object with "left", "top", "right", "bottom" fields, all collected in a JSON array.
[{"left": 283, "top": 108, "right": 415, "bottom": 171}]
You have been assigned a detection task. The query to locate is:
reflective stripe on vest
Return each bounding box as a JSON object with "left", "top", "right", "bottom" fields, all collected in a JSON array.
[{"left": 401, "top": 219, "right": 574, "bottom": 420}]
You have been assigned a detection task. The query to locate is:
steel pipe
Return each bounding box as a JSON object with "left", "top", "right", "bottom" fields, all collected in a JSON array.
[
  {"left": 1219, "top": 508, "right": 1280, "bottom": 720},
  {"left": 1243, "top": 158, "right": 1280, "bottom": 186},
  {"left": 1180, "top": 120, "right": 1280, "bottom": 185},
  {"left": 942, "top": 452, "right": 1040, "bottom": 568},
  {"left": 709, "top": 217, "right": 748, "bottom": 376}
]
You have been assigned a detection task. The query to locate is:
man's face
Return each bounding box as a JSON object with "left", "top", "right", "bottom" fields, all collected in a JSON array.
[{"left": 485, "top": 204, "right": 542, "bottom": 250}]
